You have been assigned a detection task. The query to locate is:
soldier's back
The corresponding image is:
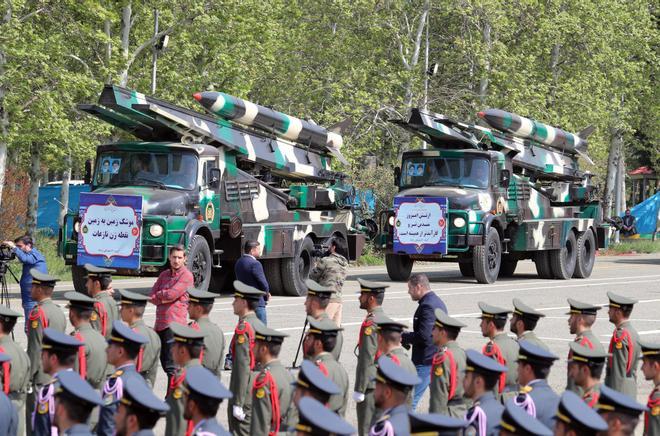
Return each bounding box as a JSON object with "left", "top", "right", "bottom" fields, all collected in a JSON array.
[
  {"left": 132, "top": 320, "right": 161, "bottom": 388},
  {"left": 74, "top": 324, "right": 108, "bottom": 389},
  {"left": 317, "top": 311, "right": 343, "bottom": 361},
  {"left": 519, "top": 330, "right": 549, "bottom": 351},
  {"left": 492, "top": 333, "right": 519, "bottom": 388},
  {"left": 314, "top": 353, "right": 349, "bottom": 417},
  {"left": 195, "top": 318, "right": 225, "bottom": 378}
]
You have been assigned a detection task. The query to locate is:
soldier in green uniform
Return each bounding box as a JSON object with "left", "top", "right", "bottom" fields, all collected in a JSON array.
[
  {"left": 353, "top": 278, "right": 387, "bottom": 436},
  {"left": 303, "top": 316, "right": 349, "bottom": 417},
  {"left": 510, "top": 298, "right": 549, "bottom": 351},
  {"left": 304, "top": 279, "right": 343, "bottom": 361},
  {"left": 84, "top": 264, "right": 119, "bottom": 340},
  {"left": 429, "top": 308, "right": 468, "bottom": 418},
  {"left": 228, "top": 280, "right": 266, "bottom": 436},
  {"left": 187, "top": 288, "right": 225, "bottom": 379},
  {"left": 566, "top": 298, "right": 605, "bottom": 393},
  {"left": 595, "top": 385, "right": 646, "bottom": 435},
  {"left": 308, "top": 235, "right": 349, "bottom": 326},
  {"left": 0, "top": 306, "right": 30, "bottom": 436},
  {"left": 604, "top": 292, "right": 640, "bottom": 398},
  {"left": 567, "top": 342, "right": 608, "bottom": 407},
  {"left": 165, "top": 322, "right": 204, "bottom": 436},
  {"left": 118, "top": 289, "right": 161, "bottom": 388},
  {"left": 26, "top": 269, "right": 66, "bottom": 434},
  {"left": 250, "top": 323, "right": 294, "bottom": 435},
  {"left": 640, "top": 339, "right": 660, "bottom": 436},
  {"left": 373, "top": 313, "right": 416, "bottom": 376},
  {"left": 478, "top": 302, "right": 519, "bottom": 397}
]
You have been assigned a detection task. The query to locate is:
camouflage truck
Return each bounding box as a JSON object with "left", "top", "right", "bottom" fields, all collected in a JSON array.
[
  {"left": 377, "top": 108, "right": 609, "bottom": 284},
  {"left": 58, "top": 85, "right": 367, "bottom": 296}
]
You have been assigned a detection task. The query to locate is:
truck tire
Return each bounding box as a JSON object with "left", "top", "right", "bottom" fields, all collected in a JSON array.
[
  {"left": 263, "top": 259, "right": 284, "bottom": 296},
  {"left": 549, "top": 230, "right": 577, "bottom": 280},
  {"left": 281, "top": 236, "right": 314, "bottom": 296},
  {"left": 385, "top": 254, "right": 413, "bottom": 281},
  {"left": 187, "top": 235, "right": 212, "bottom": 291},
  {"left": 458, "top": 261, "right": 474, "bottom": 277},
  {"left": 71, "top": 264, "right": 87, "bottom": 294},
  {"left": 535, "top": 251, "right": 554, "bottom": 279},
  {"left": 499, "top": 257, "right": 518, "bottom": 277},
  {"left": 573, "top": 230, "right": 596, "bottom": 278},
  {"left": 473, "top": 227, "right": 501, "bottom": 284}
]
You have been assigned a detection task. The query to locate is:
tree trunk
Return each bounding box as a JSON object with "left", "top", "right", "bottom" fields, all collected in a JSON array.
[
  {"left": 118, "top": 2, "right": 132, "bottom": 87},
  {"left": 604, "top": 126, "right": 623, "bottom": 217},
  {"left": 619, "top": 152, "right": 626, "bottom": 212},
  {"left": 59, "top": 151, "right": 72, "bottom": 231},
  {"left": 478, "top": 18, "right": 491, "bottom": 105},
  {"left": 549, "top": 43, "right": 561, "bottom": 107},
  {"left": 26, "top": 145, "right": 41, "bottom": 235},
  {"left": 104, "top": 18, "right": 112, "bottom": 82},
  {"left": 0, "top": 3, "right": 11, "bottom": 211}
]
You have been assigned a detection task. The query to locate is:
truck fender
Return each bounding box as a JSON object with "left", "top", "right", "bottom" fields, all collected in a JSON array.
[
  {"left": 482, "top": 213, "right": 504, "bottom": 241},
  {"left": 184, "top": 220, "right": 214, "bottom": 249}
]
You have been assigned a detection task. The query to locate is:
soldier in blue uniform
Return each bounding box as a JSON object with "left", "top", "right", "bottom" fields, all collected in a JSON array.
[
  {"left": 292, "top": 359, "right": 341, "bottom": 407},
  {"left": 513, "top": 341, "right": 560, "bottom": 429},
  {"left": 295, "top": 396, "right": 356, "bottom": 436},
  {"left": 498, "top": 398, "right": 552, "bottom": 436},
  {"left": 408, "top": 411, "right": 467, "bottom": 434},
  {"left": 52, "top": 371, "right": 103, "bottom": 436},
  {"left": 595, "top": 385, "right": 646, "bottom": 435},
  {"left": 553, "top": 391, "right": 608, "bottom": 435},
  {"left": 370, "top": 355, "right": 421, "bottom": 436},
  {"left": 183, "top": 365, "right": 233, "bottom": 436},
  {"left": 0, "top": 352, "right": 18, "bottom": 436},
  {"left": 463, "top": 349, "right": 506, "bottom": 436},
  {"left": 114, "top": 374, "right": 169, "bottom": 436}
]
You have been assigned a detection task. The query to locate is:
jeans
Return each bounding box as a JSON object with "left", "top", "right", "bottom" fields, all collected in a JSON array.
[
  {"left": 412, "top": 364, "right": 432, "bottom": 410},
  {"left": 255, "top": 306, "right": 268, "bottom": 325},
  {"left": 157, "top": 328, "right": 176, "bottom": 382},
  {"left": 21, "top": 287, "right": 36, "bottom": 332}
]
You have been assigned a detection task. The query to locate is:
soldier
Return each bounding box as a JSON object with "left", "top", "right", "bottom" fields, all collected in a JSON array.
[
  {"left": 478, "top": 302, "right": 519, "bottom": 396},
  {"left": 97, "top": 320, "right": 149, "bottom": 436},
  {"left": 567, "top": 342, "right": 609, "bottom": 407},
  {"left": 52, "top": 370, "right": 103, "bottom": 436},
  {"left": 165, "top": 322, "right": 204, "bottom": 436},
  {"left": 510, "top": 298, "right": 549, "bottom": 351},
  {"left": 0, "top": 306, "right": 30, "bottom": 436},
  {"left": 513, "top": 341, "right": 560, "bottom": 429},
  {"left": 463, "top": 349, "right": 506, "bottom": 436},
  {"left": 304, "top": 279, "right": 343, "bottom": 360},
  {"left": 498, "top": 398, "right": 552, "bottom": 436},
  {"left": 227, "top": 280, "right": 266, "bottom": 436},
  {"left": 295, "top": 396, "right": 356, "bottom": 436},
  {"left": 605, "top": 292, "right": 640, "bottom": 398},
  {"left": 553, "top": 391, "right": 608, "bottom": 435},
  {"left": 0, "top": 352, "right": 18, "bottom": 435},
  {"left": 84, "top": 264, "right": 119, "bottom": 339},
  {"left": 308, "top": 235, "right": 349, "bottom": 326},
  {"left": 640, "top": 340, "right": 660, "bottom": 436},
  {"left": 183, "top": 365, "right": 233, "bottom": 436},
  {"left": 65, "top": 292, "right": 108, "bottom": 390},
  {"left": 118, "top": 289, "right": 161, "bottom": 388},
  {"left": 408, "top": 411, "right": 467, "bottom": 434},
  {"left": 370, "top": 355, "right": 420, "bottom": 436},
  {"left": 595, "top": 385, "right": 646, "bottom": 436},
  {"left": 250, "top": 323, "right": 294, "bottom": 435},
  {"left": 429, "top": 308, "right": 468, "bottom": 418},
  {"left": 373, "top": 313, "right": 416, "bottom": 380},
  {"left": 566, "top": 298, "right": 606, "bottom": 393},
  {"left": 26, "top": 270, "right": 66, "bottom": 434},
  {"left": 114, "top": 374, "right": 169, "bottom": 436},
  {"left": 187, "top": 288, "right": 225, "bottom": 378},
  {"left": 292, "top": 359, "right": 341, "bottom": 408},
  {"left": 303, "top": 316, "right": 349, "bottom": 416},
  {"left": 353, "top": 278, "right": 387, "bottom": 436}
]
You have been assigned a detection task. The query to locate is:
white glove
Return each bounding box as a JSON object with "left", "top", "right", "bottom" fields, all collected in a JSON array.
[
  {"left": 352, "top": 391, "right": 365, "bottom": 403},
  {"left": 233, "top": 405, "right": 246, "bottom": 421}
]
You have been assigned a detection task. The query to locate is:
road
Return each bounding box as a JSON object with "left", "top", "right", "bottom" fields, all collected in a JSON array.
[{"left": 5, "top": 253, "right": 660, "bottom": 433}]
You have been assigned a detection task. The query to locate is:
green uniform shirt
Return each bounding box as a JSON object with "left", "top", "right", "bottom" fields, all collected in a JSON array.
[
  {"left": 484, "top": 332, "right": 519, "bottom": 394},
  {"left": 72, "top": 323, "right": 108, "bottom": 389},
  {"left": 604, "top": 320, "right": 640, "bottom": 398},
  {"left": 355, "top": 307, "right": 383, "bottom": 436},
  {"left": 581, "top": 383, "right": 601, "bottom": 408},
  {"left": 27, "top": 298, "right": 66, "bottom": 385},
  {"left": 192, "top": 317, "right": 225, "bottom": 379},
  {"left": 312, "top": 352, "right": 349, "bottom": 417},
  {"left": 518, "top": 331, "right": 549, "bottom": 351},
  {"left": 645, "top": 382, "right": 659, "bottom": 436},
  {"left": 91, "top": 291, "right": 119, "bottom": 340},
  {"left": 309, "top": 252, "right": 347, "bottom": 301},
  {"left": 316, "top": 311, "right": 343, "bottom": 361},
  {"left": 131, "top": 319, "right": 161, "bottom": 388},
  {"left": 165, "top": 358, "right": 200, "bottom": 436},
  {"left": 250, "top": 359, "right": 294, "bottom": 436},
  {"left": 429, "top": 341, "right": 467, "bottom": 417},
  {"left": 0, "top": 334, "right": 30, "bottom": 436},
  {"left": 566, "top": 330, "right": 605, "bottom": 393}
]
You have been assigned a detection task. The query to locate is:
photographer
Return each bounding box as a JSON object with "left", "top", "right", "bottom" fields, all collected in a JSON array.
[
  {"left": 309, "top": 236, "right": 348, "bottom": 326},
  {"left": 2, "top": 235, "right": 48, "bottom": 321}
]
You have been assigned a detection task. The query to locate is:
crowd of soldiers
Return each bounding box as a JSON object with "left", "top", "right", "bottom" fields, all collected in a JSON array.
[{"left": 0, "top": 262, "right": 658, "bottom": 436}]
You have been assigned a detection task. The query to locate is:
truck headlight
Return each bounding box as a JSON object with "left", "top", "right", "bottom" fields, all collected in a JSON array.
[
  {"left": 149, "top": 224, "right": 164, "bottom": 237},
  {"left": 73, "top": 221, "right": 80, "bottom": 233},
  {"left": 388, "top": 215, "right": 395, "bottom": 227},
  {"left": 453, "top": 217, "right": 466, "bottom": 228}
]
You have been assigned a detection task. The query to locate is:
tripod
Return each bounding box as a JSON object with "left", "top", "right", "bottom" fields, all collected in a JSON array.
[{"left": 0, "top": 262, "right": 18, "bottom": 308}]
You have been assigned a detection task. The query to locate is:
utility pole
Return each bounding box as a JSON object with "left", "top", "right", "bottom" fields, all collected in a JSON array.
[{"left": 151, "top": 9, "right": 159, "bottom": 94}]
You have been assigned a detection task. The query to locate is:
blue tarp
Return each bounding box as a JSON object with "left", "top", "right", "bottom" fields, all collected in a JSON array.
[
  {"left": 37, "top": 184, "right": 91, "bottom": 234},
  {"left": 622, "top": 192, "right": 660, "bottom": 235}
]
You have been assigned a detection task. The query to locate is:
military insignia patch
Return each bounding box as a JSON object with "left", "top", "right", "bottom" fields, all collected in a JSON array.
[
  {"left": 31, "top": 320, "right": 38, "bottom": 329},
  {"left": 173, "top": 388, "right": 182, "bottom": 399},
  {"left": 364, "top": 327, "right": 372, "bottom": 336},
  {"left": 434, "top": 366, "right": 443, "bottom": 377},
  {"left": 205, "top": 202, "right": 215, "bottom": 222},
  {"left": 104, "top": 395, "right": 114, "bottom": 406},
  {"left": 91, "top": 312, "right": 98, "bottom": 321},
  {"left": 256, "top": 388, "right": 265, "bottom": 399},
  {"left": 38, "top": 402, "right": 48, "bottom": 414},
  {"left": 616, "top": 342, "right": 623, "bottom": 349},
  {"left": 237, "top": 335, "right": 246, "bottom": 344},
  {"left": 652, "top": 406, "right": 660, "bottom": 416}
]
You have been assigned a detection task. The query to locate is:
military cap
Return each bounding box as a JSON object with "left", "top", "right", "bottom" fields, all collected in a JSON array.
[
  {"left": 83, "top": 263, "right": 116, "bottom": 277},
  {"left": 568, "top": 342, "right": 610, "bottom": 365},
  {"left": 596, "top": 385, "right": 647, "bottom": 417},
  {"left": 555, "top": 391, "right": 608, "bottom": 433},
  {"left": 606, "top": 291, "right": 638, "bottom": 309},
  {"left": 64, "top": 291, "right": 96, "bottom": 310},
  {"left": 233, "top": 280, "right": 266, "bottom": 300},
  {"left": 498, "top": 398, "right": 552, "bottom": 436},
  {"left": 434, "top": 308, "right": 466, "bottom": 330},
  {"left": 293, "top": 360, "right": 341, "bottom": 396},
  {"left": 408, "top": 411, "right": 467, "bottom": 435},
  {"left": 0, "top": 305, "right": 22, "bottom": 318},
  {"left": 357, "top": 278, "right": 389, "bottom": 294},
  {"left": 184, "top": 365, "right": 232, "bottom": 401},
  {"left": 566, "top": 298, "right": 601, "bottom": 316},
  {"left": 294, "top": 396, "right": 356, "bottom": 436},
  {"left": 42, "top": 327, "right": 84, "bottom": 352},
  {"left": 375, "top": 355, "right": 421, "bottom": 389},
  {"left": 374, "top": 313, "right": 408, "bottom": 333},
  {"left": 169, "top": 322, "right": 205, "bottom": 347},
  {"left": 512, "top": 298, "right": 545, "bottom": 319},
  {"left": 305, "top": 279, "right": 336, "bottom": 298},
  {"left": 188, "top": 288, "right": 219, "bottom": 305},
  {"left": 118, "top": 289, "right": 150, "bottom": 306},
  {"left": 639, "top": 339, "right": 660, "bottom": 360},
  {"left": 121, "top": 373, "right": 169, "bottom": 415},
  {"left": 517, "top": 340, "right": 558, "bottom": 367},
  {"left": 55, "top": 370, "right": 103, "bottom": 407},
  {"left": 307, "top": 316, "right": 343, "bottom": 337},
  {"left": 30, "top": 269, "right": 59, "bottom": 287},
  {"left": 253, "top": 323, "right": 289, "bottom": 344},
  {"left": 108, "top": 320, "right": 148, "bottom": 348},
  {"left": 477, "top": 302, "right": 511, "bottom": 320},
  {"left": 465, "top": 349, "right": 508, "bottom": 376}
]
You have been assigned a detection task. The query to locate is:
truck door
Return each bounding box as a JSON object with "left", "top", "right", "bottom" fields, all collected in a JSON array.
[{"left": 199, "top": 158, "right": 221, "bottom": 232}]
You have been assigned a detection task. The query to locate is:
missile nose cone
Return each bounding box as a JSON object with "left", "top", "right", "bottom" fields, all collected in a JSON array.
[
  {"left": 477, "top": 111, "right": 486, "bottom": 119},
  {"left": 192, "top": 92, "right": 202, "bottom": 102}
]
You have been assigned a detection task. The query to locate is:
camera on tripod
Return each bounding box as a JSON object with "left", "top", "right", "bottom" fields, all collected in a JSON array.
[{"left": 0, "top": 243, "right": 16, "bottom": 277}]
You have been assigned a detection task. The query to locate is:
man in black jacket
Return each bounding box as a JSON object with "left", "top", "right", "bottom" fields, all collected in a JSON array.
[{"left": 234, "top": 240, "right": 270, "bottom": 324}]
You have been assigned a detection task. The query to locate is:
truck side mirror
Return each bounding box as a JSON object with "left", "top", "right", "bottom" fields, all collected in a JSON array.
[
  {"left": 394, "top": 166, "right": 401, "bottom": 186},
  {"left": 209, "top": 168, "right": 221, "bottom": 188},
  {"left": 500, "top": 169, "right": 511, "bottom": 188},
  {"left": 84, "top": 159, "right": 92, "bottom": 185}
]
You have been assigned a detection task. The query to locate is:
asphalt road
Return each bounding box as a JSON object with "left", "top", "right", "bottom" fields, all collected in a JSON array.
[{"left": 5, "top": 253, "right": 660, "bottom": 433}]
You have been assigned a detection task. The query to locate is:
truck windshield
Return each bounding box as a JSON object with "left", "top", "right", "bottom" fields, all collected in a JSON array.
[
  {"left": 94, "top": 151, "right": 198, "bottom": 190},
  {"left": 401, "top": 156, "right": 490, "bottom": 189}
]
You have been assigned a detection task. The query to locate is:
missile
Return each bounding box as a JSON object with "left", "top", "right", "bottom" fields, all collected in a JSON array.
[
  {"left": 477, "top": 108, "right": 588, "bottom": 154},
  {"left": 193, "top": 91, "right": 343, "bottom": 154}
]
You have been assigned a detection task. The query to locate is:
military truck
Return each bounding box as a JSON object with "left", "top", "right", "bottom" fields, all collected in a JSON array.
[
  {"left": 377, "top": 108, "right": 608, "bottom": 284},
  {"left": 58, "top": 85, "right": 367, "bottom": 295}
]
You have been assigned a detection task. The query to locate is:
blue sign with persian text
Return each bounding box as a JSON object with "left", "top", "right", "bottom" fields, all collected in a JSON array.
[{"left": 393, "top": 196, "right": 448, "bottom": 255}]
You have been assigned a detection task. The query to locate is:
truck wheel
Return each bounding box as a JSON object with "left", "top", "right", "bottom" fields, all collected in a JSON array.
[
  {"left": 263, "top": 259, "right": 284, "bottom": 296},
  {"left": 473, "top": 228, "right": 501, "bottom": 284},
  {"left": 550, "top": 231, "right": 577, "bottom": 280},
  {"left": 458, "top": 261, "right": 474, "bottom": 277},
  {"left": 499, "top": 257, "right": 518, "bottom": 277},
  {"left": 573, "top": 230, "right": 596, "bottom": 278},
  {"left": 71, "top": 265, "right": 87, "bottom": 294},
  {"left": 187, "top": 235, "right": 212, "bottom": 291},
  {"left": 535, "top": 251, "right": 554, "bottom": 279},
  {"left": 281, "top": 236, "right": 314, "bottom": 296},
  {"left": 385, "top": 254, "right": 413, "bottom": 281}
]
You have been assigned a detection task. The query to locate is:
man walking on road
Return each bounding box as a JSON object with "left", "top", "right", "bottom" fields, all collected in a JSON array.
[
  {"left": 401, "top": 273, "right": 447, "bottom": 410},
  {"left": 234, "top": 240, "right": 270, "bottom": 325}
]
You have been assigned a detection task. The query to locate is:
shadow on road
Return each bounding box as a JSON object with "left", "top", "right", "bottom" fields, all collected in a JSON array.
[{"left": 611, "top": 258, "right": 660, "bottom": 266}]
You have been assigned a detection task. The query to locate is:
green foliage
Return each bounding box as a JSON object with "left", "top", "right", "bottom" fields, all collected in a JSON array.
[{"left": 604, "top": 240, "right": 660, "bottom": 255}]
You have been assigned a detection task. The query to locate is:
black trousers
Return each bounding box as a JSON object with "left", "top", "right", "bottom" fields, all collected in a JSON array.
[{"left": 157, "top": 328, "right": 176, "bottom": 384}]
